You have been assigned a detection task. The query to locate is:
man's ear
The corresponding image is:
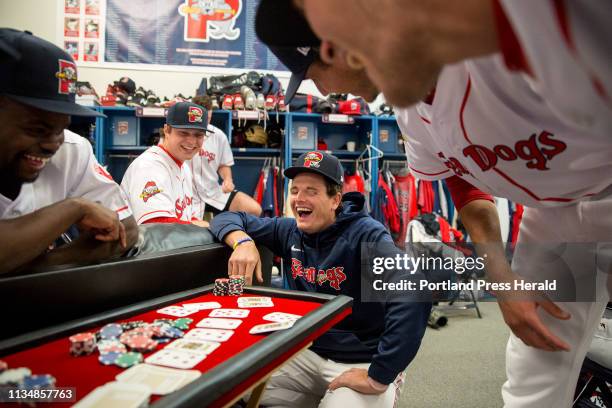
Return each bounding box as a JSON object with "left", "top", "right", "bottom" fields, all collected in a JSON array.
[
  {"left": 332, "top": 192, "right": 342, "bottom": 211},
  {"left": 163, "top": 124, "right": 171, "bottom": 137}
]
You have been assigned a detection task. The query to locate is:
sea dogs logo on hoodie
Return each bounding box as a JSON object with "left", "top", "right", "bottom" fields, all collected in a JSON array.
[
  {"left": 303, "top": 151, "right": 323, "bottom": 168},
  {"left": 291, "top": 258, "right": 347, "bottom": 290}
]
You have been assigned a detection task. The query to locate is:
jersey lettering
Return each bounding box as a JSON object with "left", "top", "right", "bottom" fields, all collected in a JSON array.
[{"left": 199, "top": 150, "right": 216, "bottom": 163}]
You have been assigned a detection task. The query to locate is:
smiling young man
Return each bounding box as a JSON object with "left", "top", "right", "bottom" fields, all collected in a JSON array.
[
  {"left": 0, "top": 28, "right": 137, "bottom": 274},
  {"left": 209, "top": 151, "right": 431, "bottom": 407},
  {"left": 121, "top": 102, "right": 209, "bottom": 227}
]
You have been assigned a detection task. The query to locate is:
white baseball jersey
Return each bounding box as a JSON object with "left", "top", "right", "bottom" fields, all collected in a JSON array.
[
  {"left": 121, "top": 145, "right": 195, "bottom": 224},
  {"left": 397, "top": 1, "right": 611, "bottom": 208},
  {"left": 0, "top": 130, "right": 131, "bottom": 220},
  {"left": 398, "top": 53, "right": 612, "bottom": 208},
  {"left": 189, "top": 124, "right": 234, "bottom": 217}
]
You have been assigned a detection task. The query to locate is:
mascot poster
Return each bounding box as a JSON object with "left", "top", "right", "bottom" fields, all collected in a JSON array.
[{"left": 103, "top": 0, "right": 284, "bottom": 70}]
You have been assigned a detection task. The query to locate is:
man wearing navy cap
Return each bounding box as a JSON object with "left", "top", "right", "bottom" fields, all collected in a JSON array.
[
  {"left": 0, "top": 28, "right": 138, "bottom": 274},
  {"left": 121, "top": 102, "right": 210, "bottom": 227},
  {"left": 210, "top": 151, "right": 430, "bottom": 407}
]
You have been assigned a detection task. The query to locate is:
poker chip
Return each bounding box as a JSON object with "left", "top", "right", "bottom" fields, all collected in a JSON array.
[
  {"left": 99, "top": 352, "right": 123, "bottom": 366},
  {"left": 228, "top": 275, "right": 245, "bottom": 296},
  {"left": 100, "top": 323, "right": 123, "bottom": 340},
  {"left": 115, "top": 352, "right": 143, "bottom": 368},
  {"left": 69, "top": 332, "right": 96, "bottom": 356},
  {"left": 213, "top": 278, "right": 230, "bottom": 296},
  {"left": 120, "top": 321, "right": 145, "bottom": 331},
  {"left": 0, "top": 360, "right": 7, "bottom": 373},
  {"left": 0, "top": 368, "right": 31, "bottom": 385},
  {"left": 21, "top": 374, "right": 56, "bottom": 389},
  {"left": 172, "top": 318, "right": 193, "bottom": 330},
  {"left": 97, "top": 340, "right": 127, "bottom": 355},
  {"left": 126, "top": 335, "right": 158, "bottom": 353},
  {"left": 163, "top": 326, "right": 184, "bottom": 339}
]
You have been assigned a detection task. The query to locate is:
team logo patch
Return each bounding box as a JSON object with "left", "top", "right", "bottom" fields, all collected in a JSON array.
[
  {"left": 140, "top": 181, "right": 162, "bottom": 202},
  {"left": 55, "top": 59, "right": 77, "bottom": 95},
  {"left": 187, "top": 106, "right": 204, "bottom": 123},
  {"left": 303, "top": 151, "right": 323, "bottom": 168}
]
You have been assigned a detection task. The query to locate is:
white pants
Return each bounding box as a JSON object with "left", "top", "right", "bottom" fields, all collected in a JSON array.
[
  {"left": 502, "top": 194, "right": 612, "bottom": 407},
  {"left": 258, "top": 349, "right": 403, "bottom": 408}
]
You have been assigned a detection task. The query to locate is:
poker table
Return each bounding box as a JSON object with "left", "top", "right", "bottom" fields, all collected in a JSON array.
[{"left": 0, "top": 285, "right": 353, "bottom": 407}]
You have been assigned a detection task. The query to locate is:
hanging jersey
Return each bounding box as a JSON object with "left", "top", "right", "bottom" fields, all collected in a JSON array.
[
  {"left": 121, "top": 145, "right": 194, "bottom": 224},
  {"left": 343, "top": 173, "right": 365, "bottom": 194},
  {"left": 0, "top": 130, "right": 131, "bottom": 220}
]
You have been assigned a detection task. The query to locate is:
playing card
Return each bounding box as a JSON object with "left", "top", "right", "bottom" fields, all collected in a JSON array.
[
  {"left": 145, "top": 349, "right": 206, "bottom": 370},
  {"left": 184, "top": 328, "right": 234, "bottom": 342},
  {"left": 73, "top": 381, "right": 151, "bottom": 408},
  {"left": 249, "top": 321, "right": 294, "bottom": 334},
  {"left": 182, "top": 302, "right": 222, "bottom": 311},
  {"left": 116, "top": 364, "right": 200, "bottom": 395},
  {"left": 166, "top": 338, "right": 221, "bottom": 355},
  {"left": 263, "top": 312, "right": 302, "bottom": 323},
  {"left": 237, "top": 297, "right": 274, "bottom": 308},
  {"left": 156, "top": 306, "right": 197, "bottom": 317},
  {"left": 209, "top": 308, "right": 250, "bottom": 318},
  {"left": 196, "top": 317, "right": 242, "bottom": 330}
]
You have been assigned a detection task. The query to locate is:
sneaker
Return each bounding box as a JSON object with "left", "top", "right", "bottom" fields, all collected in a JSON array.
[
  {"left": 256, "top": 93, "right": 265, "bottom": 110},
  {"left": 277, "top": 94, "right": 287, "bottom": 112},
  {"left": 233, "top": 93, "right": 244, "bottom": 110},
  {"left": 240, "top": 86, "right": 256, "bottom": 110},
  {"left": 264, "top": 94, "right": 277, "bottom": 111},
  {"left": 222, "top": 94, "right": 234, "bottom": 110},
  {"left": 211, "top": 96, "right": 220, "bottom": 110}
]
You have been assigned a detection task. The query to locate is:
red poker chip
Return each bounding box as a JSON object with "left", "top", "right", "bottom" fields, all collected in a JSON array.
[{"left": 69, "top": 332, "right": 94, "bottom": 342}]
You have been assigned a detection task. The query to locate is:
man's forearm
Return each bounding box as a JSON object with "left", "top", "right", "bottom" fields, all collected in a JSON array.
[
  {"left": 13, "top": 216, "right": 138, "bottom": 274},
  {"left": 218, "top": 166, "right": 232, "bottom": 182},
  {"left": 0, "top": 198, "right": 88, "bottom": 274},
  {"left": 459, "top": 199, "right": 513, "bottom": 282}
]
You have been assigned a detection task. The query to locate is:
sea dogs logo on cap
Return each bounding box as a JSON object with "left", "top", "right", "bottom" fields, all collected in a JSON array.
[
  {"left": 187, "top": 106, "right": 204, "bottom": 123},
  {"left": 140, "top": 181, "right": 163, "bottom": 202},
  {"left": 55, "top": 59, "right": 77, "bottom": 95},
  {"left": 303, "top": 151, "right": 323, "bottom": 168}
]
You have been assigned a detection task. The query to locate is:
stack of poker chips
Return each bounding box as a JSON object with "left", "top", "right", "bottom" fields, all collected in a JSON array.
[
  {"left": 228, "top": 275, "right": 245, "bottom": 296},
  {"left": 213, "top": 278, "right": 230, "bottom": 296},
  {"left": 0, "top": 363, "right": 56, "bottom": 390},
  {"left": 74, "top": 318, "right": 192, "bottom": 368},
  {"left": 69, "top": 332, "right": 97, "bottom": 356}
]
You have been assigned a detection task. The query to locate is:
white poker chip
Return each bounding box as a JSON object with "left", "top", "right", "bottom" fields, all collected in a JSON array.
[{"left": 0, "top": 367, "right": 32, "bottom": 385}]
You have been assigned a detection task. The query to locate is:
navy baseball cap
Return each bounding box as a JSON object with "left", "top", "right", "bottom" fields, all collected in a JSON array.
[
  {"left": 0, "top": 28, "right": 103, "bottom": 117},
  {"left": 284, "top": 151, "right": 344, "bottom": 186},
  {"left": 166, "top": 101, "right": 210, "bottom": 131},
  {"left": 255, "top": 0, "right": 320, "bottom": 103}
]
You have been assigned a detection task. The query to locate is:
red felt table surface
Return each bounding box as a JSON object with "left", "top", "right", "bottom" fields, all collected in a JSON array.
[{"left": 2, "top": 293, "right": 330, "bottom": 407}]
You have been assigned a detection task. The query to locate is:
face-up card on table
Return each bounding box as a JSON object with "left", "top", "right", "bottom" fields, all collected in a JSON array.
[
  {"left": 182, "top": 302, "right": 222, "bottom": 312},
  {"left": 209, "top": 308, "right": 250, "bottom": 318},
  {"left": 249, "top": 321, "right": 294, "bottom": 335},
  {"left": 196, "top": 317, "right": 242, "bottom": 330},
  {"left": 156, "top": 306, "right": 198, "bottom": 317},
  {"left": 263, "top": 312, "right": 302, "bottom": 323},
  {"left": 166, "top": 338, "right": 221, "bottom": 355},
  {"left": 145, "top": 349, "right": 206, "bottom": 370},
  {"left": 73, "top": 381, "right": 151, "bottom": 408},
  {"left": 237, "top": 297, "right": 274, "bottom": 308},
  {"left": 116, "top": 363, "right": 200, "bottom": 395},
  {"left": 185, "top": 328, "right": 234, "bottom": 342}
]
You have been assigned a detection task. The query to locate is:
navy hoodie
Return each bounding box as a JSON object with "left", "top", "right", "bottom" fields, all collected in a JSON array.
[{"left": 210, "top": 192, "right": 431, "bottom": 384}]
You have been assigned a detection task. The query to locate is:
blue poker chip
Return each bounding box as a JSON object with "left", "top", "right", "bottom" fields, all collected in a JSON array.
[
  {"left": 156, "top": 338, "right": 171, "bottom": 344},
  {"left": 100, "top": 323, "right": 123, "bottom": 340},
  {"left": 98, "top": 352, "right": 122, "bottom": 366},
  {"left": 163, "top": 327, "right": 184, "bottom": 339},
  {"left": 21, "top": 374, "right": 56, "bottom": 389}
]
